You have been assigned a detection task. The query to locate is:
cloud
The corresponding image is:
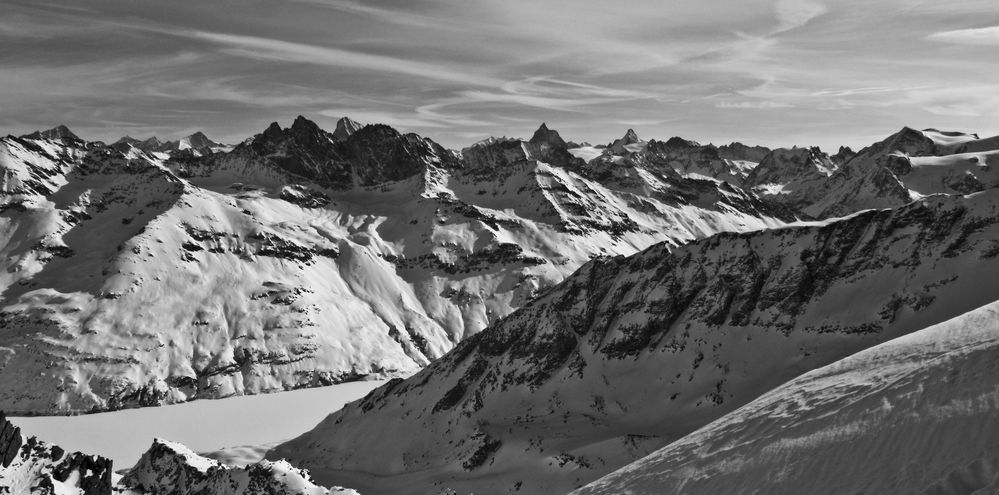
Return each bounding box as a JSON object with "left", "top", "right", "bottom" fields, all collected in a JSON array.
[
  {"left": 715, "top": 100, "right": 793, "bottom": 109},
  {"left": 289, "top": 0, "right": 450, "bottom": 30},
  {"left": 773, "top": 0, "right": 827, "bottom": 34},
  {"left": 927, "top": 26, "right": 999, "bottom": 45},
  {"left": 178, "top": 31, "right": 502, "bottom": 87}
]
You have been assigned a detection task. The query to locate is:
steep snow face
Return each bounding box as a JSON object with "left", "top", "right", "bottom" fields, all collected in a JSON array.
[
  {"left": 575, "top": 300, "right": 999, "bottom": 495},
  {"left": 0, "top": 121, "right": 791, "bottom": 414},
  {"left": 270, "top": 190, "right": 999, "bottom": 495},
  {"left": 0, "top": 413, "right": 114, "bottom": 495},
  {"left": 120, "top": 438, "right": 359, "bottom": 495}
]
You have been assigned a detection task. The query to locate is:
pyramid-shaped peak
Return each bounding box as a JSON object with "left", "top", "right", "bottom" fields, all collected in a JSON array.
[
  {"left": 182, "top": 131, "right": 219, "bottom": 148},
  {"left": 622, "top": 128, "right": 640, "bottom": 143},
  {"left": 333, "top": 116, "right": 363, "bottom": 141},
  {"left": 529, "top": 123, "right": 566, "bottom": 148}
]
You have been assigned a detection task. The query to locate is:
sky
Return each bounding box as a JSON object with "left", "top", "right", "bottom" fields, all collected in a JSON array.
[{"left": 2, "top": 0, "right": 998, "bottom": 151}]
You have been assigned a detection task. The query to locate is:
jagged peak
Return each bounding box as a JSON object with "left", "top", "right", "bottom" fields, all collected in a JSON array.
[
  {"left": 261, "top": 121, "right": 285, "bottom": 140},
  {"left": 291, "top": 115, "right": 323, "bottom": 133},
  {"left": 21, "top": 124, "right": 82, "bottom": 143}
]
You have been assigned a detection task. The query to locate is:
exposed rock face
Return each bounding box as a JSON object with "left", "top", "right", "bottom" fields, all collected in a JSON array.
[
  {"left": 271, "top": 189, "right": 999, "bottom": 495},
  {"left": 0, "top": 413, "right": 114, "bottom": 495},
  {"left": 831, "top": 145, "right": 856, "bottom": 165},
  {"left": 240, "top": 116, "right": 461, "bottom": 188},
  {"left": 121, "top": 438, "right": 358, "bottom": 495},
  {"left": 529, "top": 123, "right": 568, "bottom": 149}
]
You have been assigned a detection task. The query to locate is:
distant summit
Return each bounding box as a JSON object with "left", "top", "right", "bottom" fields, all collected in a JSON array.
[
  {"left": 528, "top": 123, "right": 567, "bottom": 149},
  {"left": 21, "top": 125, "right": 81, "bottom": 143},
  {"left": 608, "top": 128, "right": 642, "bottom": 154},
  {"left": 333, "top": 117, "right": 363, "bottom": 141}
]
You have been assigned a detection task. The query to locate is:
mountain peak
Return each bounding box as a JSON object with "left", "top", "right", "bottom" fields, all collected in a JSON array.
[
  {"left": 181, "top": 131, "right": 219, "bottom": 148},
  {"left": 333, "top": 116, "right": 363, "bottom": 141},
  {"left": 262, "top": 121, "right": 285, "bottom": 140},
  {"left": 291, "top": 115, "right": 321, "bottom": 132},
  {"left": 529, "top": 122, "right": 566, "bottom": 148},
  {"left": 21, "top": 124, "right": 82, "bottom": 143}
]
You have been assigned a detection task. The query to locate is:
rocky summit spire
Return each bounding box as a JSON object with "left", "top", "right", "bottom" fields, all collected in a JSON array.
[{"left": 529, "top": 122, "right": 567, "bottom": 148}]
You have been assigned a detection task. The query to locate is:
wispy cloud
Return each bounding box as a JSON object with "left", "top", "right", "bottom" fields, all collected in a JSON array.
[
  {"left": 715, "top": 100, "right": 793, "bottom": 109},
  {"left": 772, "top": 0, "right": 828, "bottom": 34},
  {"left": 176, "top": 31, "right": 502, "bottom": 87},
  {"left": 927, "top": 26, "right": 999, "bottom": 45},
  {"left": 289, "top": 0, "right": 451, "bottom": 30}
]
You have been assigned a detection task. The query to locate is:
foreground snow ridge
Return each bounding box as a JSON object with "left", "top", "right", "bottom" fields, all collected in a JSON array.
[
  {"left": 575, "top": 301, "right": 999, "bottom": 495},
  {"left": 121, "top": 438, "right": 359, "bottom": 495}
]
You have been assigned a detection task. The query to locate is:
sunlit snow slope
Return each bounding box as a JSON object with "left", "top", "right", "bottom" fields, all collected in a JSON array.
[{"left": 575, "top": 300, "right": 999, "bottom": 495}]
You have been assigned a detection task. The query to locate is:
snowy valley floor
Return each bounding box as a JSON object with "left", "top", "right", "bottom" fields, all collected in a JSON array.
[{"left": 8, "top": 380, "right": 386, "bottom": 470}]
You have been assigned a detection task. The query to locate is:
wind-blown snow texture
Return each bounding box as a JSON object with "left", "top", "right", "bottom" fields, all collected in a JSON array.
[
  {"left": 575, "top": 300, "right": 999, "bottom": 495},
  {"left": 0, "top": 119, "right": 794, "bottom": 414},
  {"left": 271, "top": 188, "right": 999, "bottom": 495}
]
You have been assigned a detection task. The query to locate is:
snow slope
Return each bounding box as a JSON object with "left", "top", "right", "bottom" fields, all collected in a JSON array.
[
  {"left": 269, "top": 189, "right": 999, "bottom": 495},
  {"left": 575, "top": 300, "right": 999, "bottom": 495},
  {"left": 0, "top": 120, "right": 791, "bottom": 414}
]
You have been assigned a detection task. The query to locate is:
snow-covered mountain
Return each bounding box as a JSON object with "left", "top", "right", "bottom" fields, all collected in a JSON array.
[
  {"left": 0, "top": 119, "right": 792, "bottom": 414},
  {"left": 120, "top": 439, "right": 359, "bottom": 495},
  {"left": 113, "top": 131, "right": 231, "bottom": 157},
  {"left": 574, "top": 300, "right": 999, "bottom": 494},
  {"left": 270, "top": 188, "right": 999, "bottom": 495},
  {"left": 748, "top": 127, "right": 999, "bottom": 219}
]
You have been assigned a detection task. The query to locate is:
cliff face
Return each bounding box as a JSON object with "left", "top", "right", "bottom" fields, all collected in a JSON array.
[{"left": 272, "top": 189, "right": 999, "bottom": 495}]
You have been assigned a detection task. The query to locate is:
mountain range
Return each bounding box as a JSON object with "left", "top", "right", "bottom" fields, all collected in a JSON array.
[{"left": 2, "top": 117, "right": 998, "bottom": 494}]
